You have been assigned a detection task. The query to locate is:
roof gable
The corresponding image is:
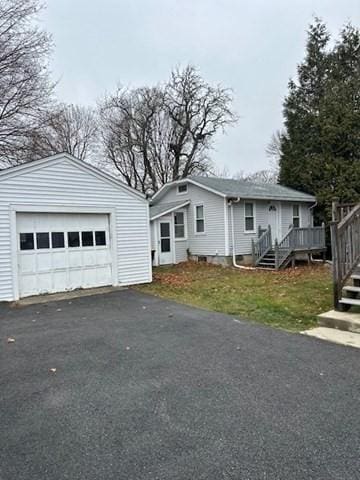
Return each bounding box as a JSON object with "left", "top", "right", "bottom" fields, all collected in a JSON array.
[{"left": 0, "top": 153, "right": 146, "bottom": 202}]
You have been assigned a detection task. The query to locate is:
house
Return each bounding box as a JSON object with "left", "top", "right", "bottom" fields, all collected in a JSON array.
[
  {"left": 150, "top": 176, "right": 325, "bottom": 268},
  {"left": 0, "top": 153, "right": 152, "bottom": 301}
]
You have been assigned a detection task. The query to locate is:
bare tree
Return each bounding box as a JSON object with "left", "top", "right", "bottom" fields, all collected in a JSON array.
[
  {"left": 165, "top": 65, "right": 237, "bottom": 181},
  {"left": 26, "top": 103, "right": 98, "bottom": 161},
  {"left": 99, "top": 65, "right": 237, "bottom": 194},
  {"left": 0, "top": 0, "right": 53, "bottom": 168},
  {"left": 240, "top": 169, "right": 278, "bottom": 184}
]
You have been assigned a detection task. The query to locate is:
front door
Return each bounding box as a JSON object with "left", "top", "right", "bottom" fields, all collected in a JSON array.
[
  {"left": 158, "top": 218, "right": 173, "bottom": 265},
  {"left": 268, "top": 202, "right": 281, "bottom": 242}
]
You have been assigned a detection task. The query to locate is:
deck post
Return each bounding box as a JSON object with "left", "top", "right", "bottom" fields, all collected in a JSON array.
[
  {"left": 268, "top": 224, "right": 272, "bottom": 247},
  {"left": 251, "top": 239, "right": 256, "bottom": 266},
  {"left": 274, "top": 239, "right": 279, "bottom": 270},
  {"left": 331, "top": 198, "right": 340, "bottom": 309}
]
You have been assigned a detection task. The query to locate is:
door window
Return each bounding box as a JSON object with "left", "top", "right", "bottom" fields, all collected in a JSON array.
[{"left": 160, "top": 222, "right": 171, "bottom": 252}]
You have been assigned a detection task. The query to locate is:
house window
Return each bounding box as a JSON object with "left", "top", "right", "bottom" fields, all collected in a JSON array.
[
  {"left": 195, "top": 205, "right": 205, "bottom": 233},
  {"left": 20, "top": 233, "right": 34, "bottom": 250},
  {"left": 293, "top": 205, "right": 300, "bottom": 228},
  {"left": 177, "top": 184, "right": 187, "bottom": 194},
  {"left": 244, "top": 202, "right": 255, "bottom": 232},
  {"left": 174, "top": 211, "right": 185, "bottom": 239}
]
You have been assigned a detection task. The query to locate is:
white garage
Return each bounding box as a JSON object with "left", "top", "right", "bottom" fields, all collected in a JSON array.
[{"left": 0, "top": 153, "right": 152, "bottom": 301}]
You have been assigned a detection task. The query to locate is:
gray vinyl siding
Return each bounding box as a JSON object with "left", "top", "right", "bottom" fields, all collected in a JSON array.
[
  {"left": 228, "top": 200, "right": 268, "bottom": 255},
  {"left": 156, "top": 183, "right": 226, "bottom": 256},
  {"left": 0, "top": 158, "right": 151, "bottom": 301},
  {"left": 229, "top": 200, "right": 314, "bottom": 256},
  {"left": 281, "top": 202, "right": 313, "bottom": 237}
]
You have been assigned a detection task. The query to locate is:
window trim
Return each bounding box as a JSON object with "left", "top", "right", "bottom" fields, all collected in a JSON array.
[
  {"left": 292, "top": 204, "right": 301, "bottom": 228},
  {"left": 174, "top": 210, "right": 187, "bottom": 241},
  {"left": 194, "top": 204, "right": 206, "bottom": 235},
  {"left": 177, "top": 183, "right": 188, "bottom": 195},
  {"left": 244, "top": 201, "right": 256, "bottom": 234}
]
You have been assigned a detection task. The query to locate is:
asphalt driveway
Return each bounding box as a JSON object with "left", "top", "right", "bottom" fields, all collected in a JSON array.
[{"left": 0, "top": 289, "right": 359, "bottom": 480}]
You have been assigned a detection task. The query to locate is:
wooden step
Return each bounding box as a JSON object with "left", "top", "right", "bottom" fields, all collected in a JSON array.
[
  {"left": 343, "top": 286, "right": 360, "bottom": 294},
  {"left": 351, "top": 274, "right": 360, "bottom": 280},
  {"left": 339, "top": 298, "right": 360, "bottom": 307},
  {"left": 257, "top": 263, "right": 275, "bottom": 268}
]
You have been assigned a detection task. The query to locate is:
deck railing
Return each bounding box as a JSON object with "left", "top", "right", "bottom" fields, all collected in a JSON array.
[
  {"left": 251, "top": 225, "right": 272, "bottom": 265},
  {"left": 330, "top": 200, "right": 360, "bottom": 309},
  {"left": 275, "top": 225, "right": 326, "bottom": 269}
]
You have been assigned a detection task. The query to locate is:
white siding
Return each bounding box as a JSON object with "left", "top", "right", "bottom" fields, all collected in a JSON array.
[
  {"left": 0, "top": 158, "right": 151, "bottom": 301},
  {"left": 175, "top": 240, "right": 188, "bottom": 263},
  {"left": 157, "top": 183, "right": 226, "bottom": 256}
]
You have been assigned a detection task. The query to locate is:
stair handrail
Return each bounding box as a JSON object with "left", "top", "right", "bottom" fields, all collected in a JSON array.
[
  {"left": 331, "top": 199, "right": 360, "bottom": 309},
  {"left": 276, "top": 223, "right": 326, "bottom": 269},
  {"left": 252, "top": 225, "right": 272, "bottom": 266},
  {"left": 276, "top": 226, "right": 294, "bottom": 268}
]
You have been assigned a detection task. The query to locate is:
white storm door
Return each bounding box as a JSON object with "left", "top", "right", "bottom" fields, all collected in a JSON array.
[
  {"left": 268, "top": 202, "right": 281, "bottom": 242},
  {"left": 158, "top": 217, "right": 173, "bottom": 265}
]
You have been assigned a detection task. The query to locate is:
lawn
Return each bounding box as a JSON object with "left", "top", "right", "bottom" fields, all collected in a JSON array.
[{"left": 137, "top": 262, "right": 333, "bottom": 331}]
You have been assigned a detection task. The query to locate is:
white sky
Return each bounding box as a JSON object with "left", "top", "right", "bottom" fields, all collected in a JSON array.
[{"left": 42, "top": 0, "right": 359, "bottom": 174}]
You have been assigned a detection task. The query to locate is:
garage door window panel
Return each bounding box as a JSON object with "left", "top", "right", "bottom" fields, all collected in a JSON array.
[
  {"left": 36, "top": 232, "right": 50, "bottom": 249},
  {"left": 82, "top": 231, "right": 94, "bottom": 247},
  {"left": 95, "top": 231, "right": 106, "bottom": 246},
  {"left": 20, "top": 233, "right": 34, "bottom": 250},
  {"left": 68, "top": 232, "right": 80, "bottom": 248},
  {"left": 51, "top": 232, "right": 65, "bottom": 249}
]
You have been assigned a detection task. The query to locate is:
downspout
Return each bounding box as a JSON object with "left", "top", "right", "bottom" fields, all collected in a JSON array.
[{"left": 229, "top": 198, "right": 256, "bottom": 270}]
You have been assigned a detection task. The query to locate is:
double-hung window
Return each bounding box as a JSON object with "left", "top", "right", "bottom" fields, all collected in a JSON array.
[
  {"left": 195, "top": 205, "right": 205, "bottom": 233},
  {"left": 244, "top": 202, "right": 255, "bottom": 232},
  {"left": 292, "top": 205, "right": 300, "bottom": 228},
  {"left": 174, "top": 211, "right": 185, "bottom": 239}
]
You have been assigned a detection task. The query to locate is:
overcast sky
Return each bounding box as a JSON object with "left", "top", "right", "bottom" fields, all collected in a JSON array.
[{"left": 42, "top": 0, "right": 359, "bottom": 174}]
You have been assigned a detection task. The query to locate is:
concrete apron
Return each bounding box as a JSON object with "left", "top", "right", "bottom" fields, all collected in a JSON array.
[
  {"left": 301, "top": 327, "right": 360, "bottom": 349},
  {"left": 11, "top": 286, "right": 127, "bottom": 307}
]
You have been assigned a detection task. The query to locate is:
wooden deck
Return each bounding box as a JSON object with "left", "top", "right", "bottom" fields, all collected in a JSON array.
[{"left": 252, "top": 224, "right": 326, "bottom": 270}]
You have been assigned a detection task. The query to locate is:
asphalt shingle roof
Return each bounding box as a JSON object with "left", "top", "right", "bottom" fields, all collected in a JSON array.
[
  {"left": 150, "top": 200, "right": 190, "bottom": 219},
  {"left": 189, "top": 176, "right": 316, "bottom": 202}
]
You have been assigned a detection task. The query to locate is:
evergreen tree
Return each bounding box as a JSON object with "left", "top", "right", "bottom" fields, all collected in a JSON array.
[{"left": 278, "top": 20, "right": 360, "bottom": 223}]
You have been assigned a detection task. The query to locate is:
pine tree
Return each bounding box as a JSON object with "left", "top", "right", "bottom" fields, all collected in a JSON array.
[{"left": 278, "top": 20, "right": 360, "bottom": 223}]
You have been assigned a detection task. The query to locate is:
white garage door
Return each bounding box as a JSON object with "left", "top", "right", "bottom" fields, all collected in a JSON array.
[{"left": 17, "top": 213, "right": 113, "bottom": 298}]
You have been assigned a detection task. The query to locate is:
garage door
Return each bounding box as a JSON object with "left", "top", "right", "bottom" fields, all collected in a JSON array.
[{"left": 17, "top": 213, "right": 113, "bottom": 298}]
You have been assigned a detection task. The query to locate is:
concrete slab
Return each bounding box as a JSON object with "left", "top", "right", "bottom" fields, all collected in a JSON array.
[
  {"left": 302, "top": 326, "right": 360, "bottom": 349},
  {"left": 11, "top": 286, "right": 127, "bottom": 307},
  {"left": 318, "top": 309, "right": 360, "bottom": 333}
]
